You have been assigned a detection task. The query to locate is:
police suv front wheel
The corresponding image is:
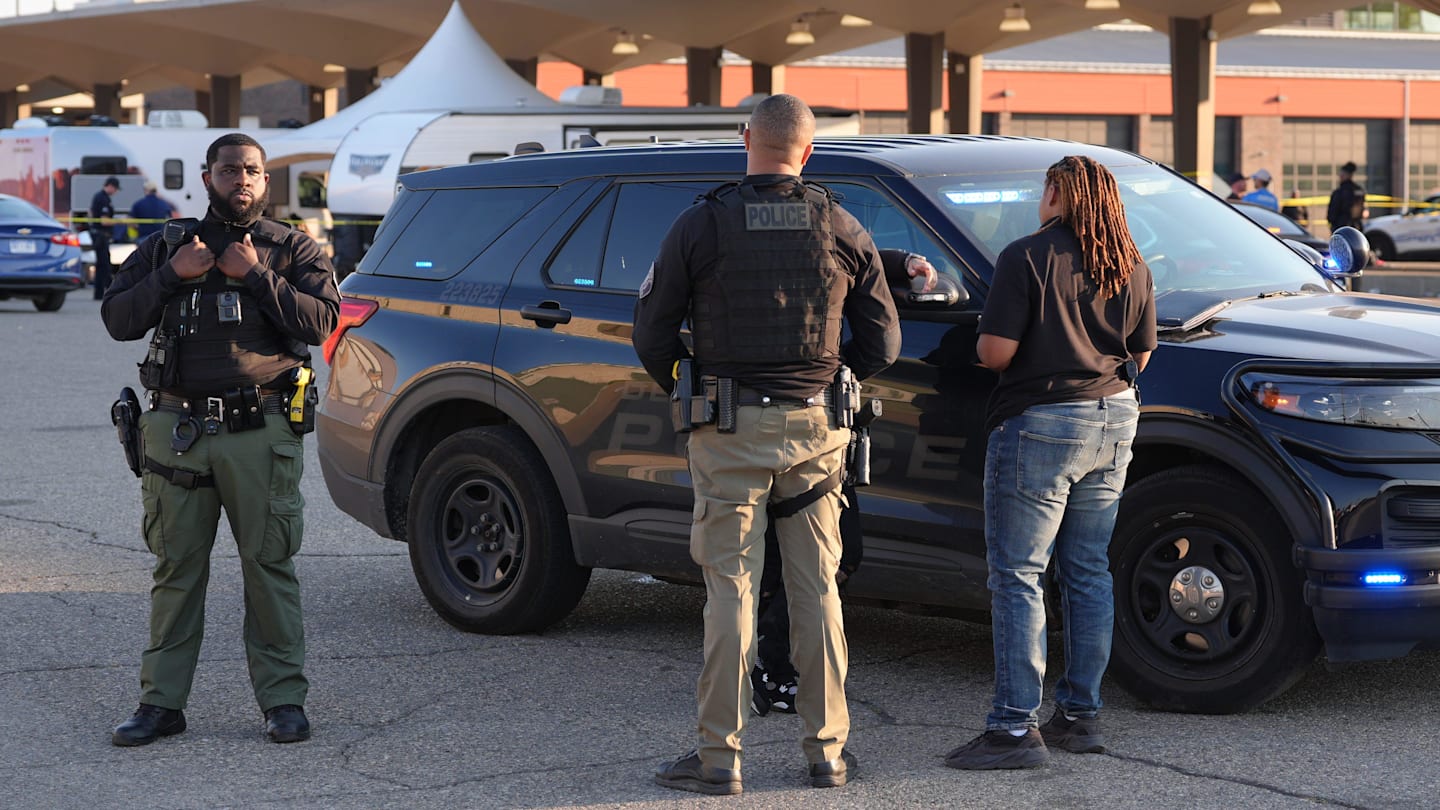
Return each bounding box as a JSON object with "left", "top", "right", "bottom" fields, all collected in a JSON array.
[
  {"left": 1108, "top": 465, "right": 1320, "bottom": 714},
  {"left": 407, "top": 425, "right": 591, "bottom": 634}
]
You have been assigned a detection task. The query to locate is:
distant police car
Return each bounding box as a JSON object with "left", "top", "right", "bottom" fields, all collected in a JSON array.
[
  {"left": 318, "top": 136, "right": 1440, "bottom": 714},
  {"left": 1364, "top": 193, "right": 1440, "bottom": 261}
]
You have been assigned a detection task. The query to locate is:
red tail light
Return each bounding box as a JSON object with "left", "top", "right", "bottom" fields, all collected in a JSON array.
[
  {"left": 51, "top": 232, "right": 81, "bottom": 247},
  {"left": 322, "top": 296, "right": 379, "bottom": 365}
]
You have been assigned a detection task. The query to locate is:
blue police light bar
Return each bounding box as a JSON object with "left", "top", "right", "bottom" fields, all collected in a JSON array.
[
  {"left": 415, "top": 260, "right": 434, "bottom": 269},
  {"left": 1361, "top": 572, "right": 1406, "bottom": 586}
]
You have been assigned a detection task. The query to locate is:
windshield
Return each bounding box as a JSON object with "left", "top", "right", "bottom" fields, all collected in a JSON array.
[{"left": 914, "top": 164, "right": 1334, "bottom": 299}]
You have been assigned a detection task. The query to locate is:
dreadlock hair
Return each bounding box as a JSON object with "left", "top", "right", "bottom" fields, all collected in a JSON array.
[{"left": 1045, "top": 155, "right": 1142, "bottom": 299}]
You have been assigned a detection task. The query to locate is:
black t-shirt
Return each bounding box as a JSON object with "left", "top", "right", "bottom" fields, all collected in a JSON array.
[{"left": 978, "top": 218, "right": 1156, "bottom": 432}]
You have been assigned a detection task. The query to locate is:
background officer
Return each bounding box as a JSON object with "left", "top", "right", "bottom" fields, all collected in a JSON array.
[
  {"left": 90, "top": 176, "right": 119, "bottom": 299},
  {"left": 634, "top": 93, "right": 900, "bottom": 795},
  {"left": 101, "top": 133, "right": 340, "bottom": 747}
]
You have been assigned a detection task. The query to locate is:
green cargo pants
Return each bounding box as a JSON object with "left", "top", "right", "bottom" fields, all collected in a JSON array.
[{"left": 136, "top": 409, "right": 309, "bottom": 712}]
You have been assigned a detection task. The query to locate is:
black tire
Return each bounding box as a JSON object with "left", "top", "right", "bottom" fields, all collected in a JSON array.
[
  {"left": 1109, "top": 466, "right": 1320, "bottom": 713},
  {"left": 1367, "top": 231, "right": 1396, "bottom": 262},
  {"left": 407, "top": 425, "right": 591, "bottom": 634},
  {"left": 34, "top": 292, "right": 65, "bottom": 312}
]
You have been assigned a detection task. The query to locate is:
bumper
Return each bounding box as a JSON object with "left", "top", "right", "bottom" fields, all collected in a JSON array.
[
  {"left": 0, "top": 274, "right": 84, "bottom": 294},
  {"left": 1295, "top": 544, "right": 1440, "bottom": 662},
  {"left": 317, "top": 443, "right": 392, "bottom": 539}
]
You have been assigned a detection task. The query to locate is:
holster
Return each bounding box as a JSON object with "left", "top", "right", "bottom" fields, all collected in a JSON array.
[
  {"left": 110, "top": 387, "right": 144, "bottom": 478},
  {"left": 829, "top": 366, "right": 861, "bottom": 430},
  {"left": 287, "top": 366, "right": 318, "bottom": 435},
  {"left": 845, "top": 398, "right": 883, "bottom": 487},
  {"left": 669, "top": 359, "right": 715, "bottom": 433}
]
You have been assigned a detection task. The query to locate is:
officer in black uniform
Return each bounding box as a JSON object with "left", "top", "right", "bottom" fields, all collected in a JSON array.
[
  {"left": 91, "top": 176, "right": 119, "bottom": 299},
  {"left": 102, "top": 133, "right": 339, "bottom": 746},
  {"left": 635, "top": 93, "right": 900, "bottom": 795}
]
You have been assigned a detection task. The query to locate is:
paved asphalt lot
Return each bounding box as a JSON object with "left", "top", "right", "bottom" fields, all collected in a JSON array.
[{"left": 3, "top": 291, "right": 1439, "bottom": 809}]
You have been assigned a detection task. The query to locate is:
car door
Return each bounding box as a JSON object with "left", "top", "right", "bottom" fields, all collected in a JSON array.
[{"left": 820, "top": 179, "right": 995, "bottom": 610}]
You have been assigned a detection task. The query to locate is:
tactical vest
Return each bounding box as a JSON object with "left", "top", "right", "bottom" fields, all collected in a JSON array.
[
  {"left": 151, "top": 218, "right": 305, "bottom": 395},
  {"left": 690, "top": 181, "right": 850, "bottom": 367}
]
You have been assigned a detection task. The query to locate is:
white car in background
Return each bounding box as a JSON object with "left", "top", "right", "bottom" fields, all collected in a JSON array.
[{"left": 1364, "top": 193, "right": 1440, "bottom": 261}]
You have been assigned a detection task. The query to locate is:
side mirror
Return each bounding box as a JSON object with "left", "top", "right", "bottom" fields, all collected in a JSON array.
[
  {"left": 892, "top": 274, "right": 969, "bottom": 309},
  {"left": 1328, "top": 226, "right": 1369, "bottom": 278}
]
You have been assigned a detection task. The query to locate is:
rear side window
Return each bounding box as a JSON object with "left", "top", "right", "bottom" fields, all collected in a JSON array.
[
  {"left": 547, "top": 181, "right": 710, "bottom": 291},
  {"left": 163, "top": 159, "right": 184, "bottom": 190},
  {"left": 373, "top": 186, "right": 551, "bottom": 280}
]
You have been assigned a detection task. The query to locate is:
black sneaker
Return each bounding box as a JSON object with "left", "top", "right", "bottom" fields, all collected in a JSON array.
[
  {"left": 944, "top": 729, "right": 1049, "bottom": 770},
  {"left": 112, "top": 704, "right": 186, "bottom": 747},
  {"left": 655, "top": 750, "right": 743, "bottom": 796},
  {"left": 749, "top": 665, "right": 798, "bottom": 717},
  {"left": 1039, "top": 709, "right": 1105, "bottom": 753}
]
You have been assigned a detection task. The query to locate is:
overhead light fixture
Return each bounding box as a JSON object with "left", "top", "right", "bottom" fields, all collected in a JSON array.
[
  {"left": 16, "top": 83, "right": 30, "bottom": 92},
  {"left": 51, "top": 106, "right": 63, "bottom": 114},
  {"left": 611, "top": 31, "right": 639, "bottom": 56},
  {"left": 839, "top": 14, "right": 872, "bottom": 27},
  {"left": 1247, "top": 0, "right": 1282, "bottom": 14},
  {"left": 786, "top": 18, "right": 815, "bottom": 46},
  {"left": 999, "top": 3, "right": 1031, "bottom": 32},
  {"left": 322, "top": 63, "right": 346, "bottom": 73},
  {"left": 1084, "top": 0, "right": 1121, "bottom": 9}
]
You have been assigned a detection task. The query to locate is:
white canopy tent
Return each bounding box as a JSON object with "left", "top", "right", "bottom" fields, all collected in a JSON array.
[{"left": 264, "top": 1, "right": 559, "bottom": 167}]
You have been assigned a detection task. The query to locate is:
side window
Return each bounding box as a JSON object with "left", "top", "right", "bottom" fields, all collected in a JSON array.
[
  {"left": 599, "top": 182, "right": 711, "bottom": 291},
  {"left": 163, "top": 159, "right": 184, "bottom": 190},
  {"left": 828, "top": 182, "right": 964, "bottom": 297},
  {"left": 547, "top": 189, "right": 615, "bottom": 288},
  {"left": 372, "top": 186, "right": 551, "bottom": 281}
]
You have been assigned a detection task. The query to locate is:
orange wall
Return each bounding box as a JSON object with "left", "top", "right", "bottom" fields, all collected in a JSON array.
[{"left": 539, "top": 61, "right": 1439, "bottom": 121}]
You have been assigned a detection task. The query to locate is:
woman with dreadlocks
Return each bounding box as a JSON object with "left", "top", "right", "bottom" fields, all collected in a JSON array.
[{"left": 945, "top": 155, "right": 1156, "bottom": 771}]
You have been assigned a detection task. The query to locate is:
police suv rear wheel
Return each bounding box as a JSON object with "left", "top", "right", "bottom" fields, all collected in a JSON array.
[
  {"left": 1108, "top": 465, "right": 1320, "bottom": 714},
  {"left": 407, "top": 425, "right": 591, "bottom": 634}
]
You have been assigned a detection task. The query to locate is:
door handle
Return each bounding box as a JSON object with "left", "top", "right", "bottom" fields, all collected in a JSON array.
[{"left": 520, "top": 301, "right": 572, "bottom": 327}]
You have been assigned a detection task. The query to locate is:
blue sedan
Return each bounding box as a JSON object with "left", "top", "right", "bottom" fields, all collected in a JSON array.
[{"left": 0, "top": 193, "right": 85, "bottom": 311}]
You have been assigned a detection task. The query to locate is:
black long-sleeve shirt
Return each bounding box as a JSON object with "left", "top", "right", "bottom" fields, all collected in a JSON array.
[
  {"left": 633, "top": 174, "right": 901, "bottom": 398},
  {"left": 101, "top": 211, "right": 340, "bottom": 393}
]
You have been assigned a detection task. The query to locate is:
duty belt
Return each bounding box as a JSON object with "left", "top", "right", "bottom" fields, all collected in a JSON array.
[
  {"left": 148, "top": 390, "right": 287, "bottom": 417},
  {"left": 736, "top": 387, "right": 829, "bottom": 408}
]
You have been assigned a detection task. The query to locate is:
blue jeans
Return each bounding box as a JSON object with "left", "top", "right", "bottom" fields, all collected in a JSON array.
[{"left": 983, "top": 391, "right": 1138, "bottom": 730}]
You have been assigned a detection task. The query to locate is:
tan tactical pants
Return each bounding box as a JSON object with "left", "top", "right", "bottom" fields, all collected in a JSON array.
[{"left": 686, "top": 402, "right": 851, "bottom": 770}]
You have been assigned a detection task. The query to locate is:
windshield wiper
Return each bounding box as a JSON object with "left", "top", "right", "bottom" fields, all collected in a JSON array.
[{"left": 1255, "top": 289, "right": 1302, "bottom": 299}]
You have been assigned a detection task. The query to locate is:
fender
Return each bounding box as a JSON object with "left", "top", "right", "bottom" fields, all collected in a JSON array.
[
  {"left": 368, "top": 368, "right": 589, "bottom": 530},
  {"left": 1133, "top": 411, "right": 1329, "bottom": 550}
]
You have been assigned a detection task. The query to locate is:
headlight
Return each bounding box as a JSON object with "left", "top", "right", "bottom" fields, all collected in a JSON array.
[{"left": 1241, "top": 372, "right": 1440, "bottom": 429}]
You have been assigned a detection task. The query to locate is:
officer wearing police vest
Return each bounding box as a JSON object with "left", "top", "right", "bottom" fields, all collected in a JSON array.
[
  {"left": 633, "top": 94, "right": 900, "bottom": 795},
  {"left": 101, "top": 133, "right": 340, "bottom": 747}
]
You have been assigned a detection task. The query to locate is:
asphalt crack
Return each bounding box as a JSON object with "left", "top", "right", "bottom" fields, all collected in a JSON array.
[
  {"left": 0, "top": 510, "right": 147, "bottom": 555},
  {"left": 1105, "top": 751, "right": 1371, "bottom": 808}
]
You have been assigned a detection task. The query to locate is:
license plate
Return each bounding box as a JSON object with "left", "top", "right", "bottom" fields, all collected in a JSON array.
[{"left": 7, "top": 239, "right": 38, "bottom": 254}]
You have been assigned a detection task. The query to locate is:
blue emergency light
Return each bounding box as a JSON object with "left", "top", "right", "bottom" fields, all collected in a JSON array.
[
  {"left": 1361, "top": 571, "right": 1406, "bottom": 586},
  {"left": 415, "top": 260, "right": 434, "bottom": 269}
]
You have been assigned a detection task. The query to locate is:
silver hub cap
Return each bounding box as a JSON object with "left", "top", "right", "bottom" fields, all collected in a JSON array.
[{"left": 1169, "top": 565, "right": 1224, "bottom": 624}]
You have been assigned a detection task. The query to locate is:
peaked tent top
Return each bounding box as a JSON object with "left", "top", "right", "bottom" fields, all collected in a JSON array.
[{"left": 267, "top": 1, "right": 557, "bottom": 159}]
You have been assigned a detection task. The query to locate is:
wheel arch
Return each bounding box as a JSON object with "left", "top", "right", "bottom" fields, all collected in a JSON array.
[
  {"left": 1127, "top": 413, "right": 1325, "bottom": 550},
  {"left": 370, "top": 369, "right": 587, "bottom": 543}
]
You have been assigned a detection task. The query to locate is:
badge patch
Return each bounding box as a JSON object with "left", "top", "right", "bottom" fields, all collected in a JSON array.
[
  {"left": 638, "top": 264, "right": 655, "bottom": 298},
  {"left": 745, "top": 202, "right": 811, "bottom": 231}
]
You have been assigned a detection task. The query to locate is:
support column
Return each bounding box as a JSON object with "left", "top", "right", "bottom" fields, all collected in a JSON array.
[
  {"left": 195, "top": 90, "right": 211, "bottom": 123},
  {"left": 505, "top": 57, "right": 538, "bottom": 85},
  {"left": 344, "top": 67, "right": 377, "bottom": 107},
  {"left": 92, "top": 82, "right": 121, "bottom": 119},
  {"left": 307, "top": 84, "right": 326, "bottom": 123},
  {"left": 581, "top": 70, "right": 614, "bottom": 87},
  {"left": 1168, "top": 17, "right": 1217, "bottom": 188},
  {"left": 946, "top": 51, "right": 982, "bottom": 134},
  {"left": 209, "top": 74, "right": 241, "bottom": 128},
  {"left": 0, "top": 91, "right": 17, "bottom": 129},
  {"left": 905, "top": 32, "right": 944, "bottom": 134},
  {"left": 750, "top": 62, "right": 785, "bottom": 96},
  {"left": 686, "top": 46, "right": 723, "bottom": 107}
]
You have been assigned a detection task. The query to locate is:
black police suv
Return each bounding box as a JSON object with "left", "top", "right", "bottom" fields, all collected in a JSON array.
[{"left": 317, "top": 136, "right": 1440, "bottom": 714}]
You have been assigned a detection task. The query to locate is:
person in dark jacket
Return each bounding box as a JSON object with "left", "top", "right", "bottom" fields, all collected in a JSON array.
[
  {"left": 90, "top": 176, "right": 119, "bottom": 299},
  {"left": 130, "top": 180, "right": 180, "bottom": 238},
  {"left": 101, "top": 133, "right": 340, "bottom": 748},
  {"left": 634, "top": 93, "right": 900, "bottom": 795},
  {"left": 1327, "top": 160, "right": 1366, "bottom": 234},
  {"left": 945, "top": 155, "right": 1155, "bottom": 770}
]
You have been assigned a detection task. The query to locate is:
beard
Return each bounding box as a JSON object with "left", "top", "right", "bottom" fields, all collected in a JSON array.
[{"left": 206, "top": 182, "right": 269, "bottom": 223}]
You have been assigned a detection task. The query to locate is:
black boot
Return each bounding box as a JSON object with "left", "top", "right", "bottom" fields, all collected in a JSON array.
[
  {"left": 112, "top": 704, "right": 186, "bottom": 747},
  {"left": 264, "top": 704, "right": 311, "bottom": 743}
]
